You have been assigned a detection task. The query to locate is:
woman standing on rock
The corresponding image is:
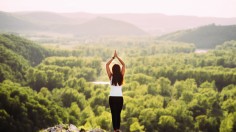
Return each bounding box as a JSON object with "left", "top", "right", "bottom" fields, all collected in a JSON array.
[{"left": 106, "top": 50, "right": 125, "bottom": 132}]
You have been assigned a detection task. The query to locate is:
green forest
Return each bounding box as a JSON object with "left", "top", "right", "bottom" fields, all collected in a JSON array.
[
  {"left": 158, "top": 24, "right": 236, "bottom": 49},
  {"left": 0, "top": 33, "right": 236, "bottom": 132}
]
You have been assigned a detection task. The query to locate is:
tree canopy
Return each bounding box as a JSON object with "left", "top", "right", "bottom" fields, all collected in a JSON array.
[{"left": 1, "top": 34, "right": 236, "bottom": 131}]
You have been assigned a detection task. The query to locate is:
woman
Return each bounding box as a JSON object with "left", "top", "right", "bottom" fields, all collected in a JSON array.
[{"left": 106, "top": 50, "right": 125, "bottom": 132}]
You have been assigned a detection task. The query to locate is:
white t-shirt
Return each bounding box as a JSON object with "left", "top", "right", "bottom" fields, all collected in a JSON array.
[{"left": 109, "top": 77, "right": 123, "bottom": 97}]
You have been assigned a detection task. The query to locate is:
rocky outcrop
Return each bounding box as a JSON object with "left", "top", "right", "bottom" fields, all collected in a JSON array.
[{"left": 41, "top": 124, "right": 104, "bottom": 132}]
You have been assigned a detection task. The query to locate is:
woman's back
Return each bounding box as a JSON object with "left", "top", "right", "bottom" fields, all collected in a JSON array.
[{"left": 110, "top": 76, "right": 123, "bottom": 96}]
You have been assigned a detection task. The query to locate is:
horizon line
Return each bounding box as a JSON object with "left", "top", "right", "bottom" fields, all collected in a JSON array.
[{"left": 1, "top": 10, "right": 236, "bottom": 19}]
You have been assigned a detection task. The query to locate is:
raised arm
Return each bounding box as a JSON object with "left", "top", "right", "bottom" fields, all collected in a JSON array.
[
  {"left": 115, "top": 50, "right": 125, "bottom": 76},
  {"left": 106, "top": 56, "right": 115, "bottom": 80}
]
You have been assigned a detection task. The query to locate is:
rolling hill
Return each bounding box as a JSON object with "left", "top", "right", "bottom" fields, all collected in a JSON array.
[
  {"left": 0, "top": 33, "right": 49, "bottom": 82},
  {"left": 0, "top": 11, "right": 40, "bottom": 31},
  {"left": 1, "top": 11, "right": 236, "bottom": 36},
  {"left": 0, "top": 33, "right": 49, "bottom": 66},
  {"left": 14, "top": 11, "right": 74, "bottom": 25},
  {"left": 74, "top": 17, "right": 147, "bottom": 36},
  {"left": 0, "top": 11, "right": 147, "bottom": 36},
  {"left": 101, "top": 13, "right": 236, "bottom": 35},
  {"left": 158, "top": 24, "right": 236, "bottom": 48}
]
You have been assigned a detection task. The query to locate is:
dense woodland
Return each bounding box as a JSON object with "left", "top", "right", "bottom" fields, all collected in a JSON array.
[
  {"left": 158, "top": 24, "right": 236, "bottom": 49},
  {"left": 0, "top": 34, "right": 236, "bottom": 132}
]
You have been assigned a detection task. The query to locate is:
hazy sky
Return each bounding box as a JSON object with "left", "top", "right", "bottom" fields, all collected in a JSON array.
[{"left": 1, "top": 0, "right": 236, "bottom": 18}]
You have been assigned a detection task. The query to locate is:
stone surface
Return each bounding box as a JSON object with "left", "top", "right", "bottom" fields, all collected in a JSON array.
[{"left": 41, "top": 124, "right": 105, "bottom": 132}]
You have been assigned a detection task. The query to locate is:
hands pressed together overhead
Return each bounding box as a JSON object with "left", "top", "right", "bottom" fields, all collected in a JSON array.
[
  {"left": 113, "top": 50, "right": 118, "bottom": 59},
  {"left": 106, "top": 50, "right": 125, "bottom": 79}
]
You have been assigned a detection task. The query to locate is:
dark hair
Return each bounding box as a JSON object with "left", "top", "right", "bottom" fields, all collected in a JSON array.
[{"left": 111, "top": 64, "right": 123, "bottom": 86}]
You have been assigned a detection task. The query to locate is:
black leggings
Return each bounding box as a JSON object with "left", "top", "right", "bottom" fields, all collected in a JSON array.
[{"left": 109, "top": 96, "right": 123, "bottom": 130}]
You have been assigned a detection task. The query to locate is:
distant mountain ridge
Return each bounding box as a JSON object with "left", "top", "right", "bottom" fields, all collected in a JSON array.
[
  {"left": 0, "top": 11, "right": 236, "bottom": 36},
  {"left": 14, "top": 11, "right": 74, "bottom": 25},
  {"left": 101, "top": 13, "right": 236, "bottom": 35},
  {"left": 0, "top": 11, "right": 147, "bottom": 36},
  {"left": 50, "top": 17, "right": 147, "bottom": 36},
  {"left": 158, "top": 24, "right": 236, "bottom": 48},
  {"left": 74, "top": 17, "right": 146, "bottom": 36},
  {"left": 0, "top": 11, "right": 40, "bottom": 31}
]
